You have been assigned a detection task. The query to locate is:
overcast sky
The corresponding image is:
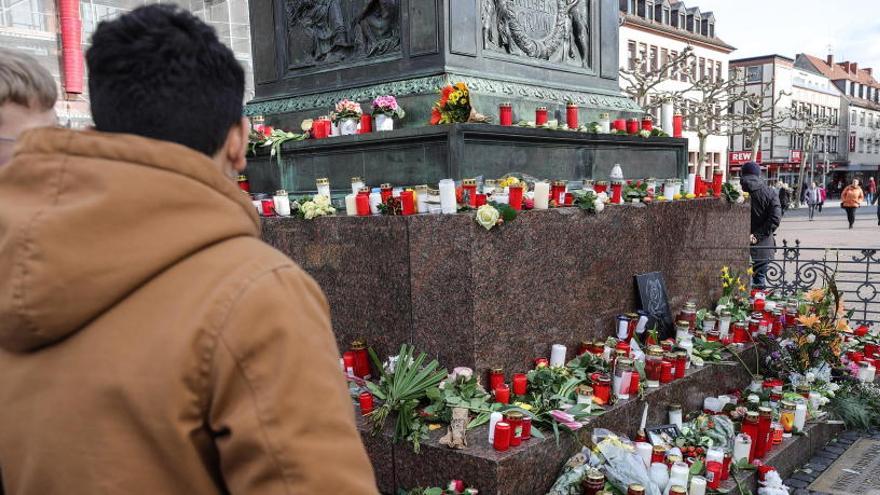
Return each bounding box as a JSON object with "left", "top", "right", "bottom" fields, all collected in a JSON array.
[{"left": 696, "top": 0, "right": 880, "bottom": 70}]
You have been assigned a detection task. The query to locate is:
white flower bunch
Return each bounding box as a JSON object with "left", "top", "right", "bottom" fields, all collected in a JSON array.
[
  {"left": 297, "top": 194, "right": 336, "bottom": 220},
  {"left": 475, "top": 204, "right": 501, "bottom": 230}
]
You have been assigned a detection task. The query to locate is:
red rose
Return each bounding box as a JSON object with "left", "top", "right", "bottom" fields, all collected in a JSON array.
[
  {"left": 855, "top": 325, "right": 869, "bottom": 337},
  {"left": 430, "top": 108, "right": 442, "bottom": 125}
]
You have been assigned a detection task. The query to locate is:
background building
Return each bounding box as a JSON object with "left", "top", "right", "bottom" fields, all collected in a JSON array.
[
  {"left": 0, "top": 0, "right": 253, "bottom": 128},
  {"left": 796, "top": 54, "right": 880, "bottom": 194},
  {"left": 729, "top": 55, "right": 842, "bottom": 187},
  {"left": 619, "top": 0, "right": 736, "bottom": 173}
]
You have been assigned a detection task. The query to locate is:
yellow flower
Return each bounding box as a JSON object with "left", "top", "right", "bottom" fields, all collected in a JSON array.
[
  {"left": 514, "top": 401, "right": 533, "bottom": 411},
  {"left": 747, "top": 268, "right": 754, "bottom": 276},
  {"left": 797, "top": 314, "right": 821, "bottom": 329},
  {"left": 721, "top": 266, "right": 729, "bottom": 275},
  {"left": 836, "top": 319, "right": 851, "bottom": 333},
  {"left": 739, "top": 284, "right": 748, "bottom": 293},
  {"left": 805, "top": 288, "right": 825, "bottom": 303}
]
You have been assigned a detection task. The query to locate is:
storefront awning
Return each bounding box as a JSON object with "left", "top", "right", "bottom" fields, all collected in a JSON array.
[{"left": 833, "top": 164, "right": 880, "bottom": 172}]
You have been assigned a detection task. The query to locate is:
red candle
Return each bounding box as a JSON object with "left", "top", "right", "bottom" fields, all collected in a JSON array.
[
  {"left": 462, "top": 179, "right": 478, "bottom": 207},
  {"left": 564, "top": 192, "right": 574, "bottom": 206},
  {"left": 672, "top": 112, "right": 683, "bottom": 138},
  {"left": 755, "top": 407, "right": 772, "bottom": 459},
  {"left": 356, "top": 194, "right": 371, "bottom": 216},
  {"left": 505, "top": 412, "right": 524, "bottom": 446},
  {"left": 651, "top": 445, "right": 666, "bottom": 464},
  {"left": 521, "top": 417, "right": 532, "bottom": 440},
  {"left": 489, "top": 368, "right": 505, "bottom": 392},
  {"left": 237, "top": 175, "right": 250, "bottom": 193},
  {"left": 713, "top": 168, "right": 723, "bottom": 197},
  {"left": 351, "top": 341, "right": 371, "bottom": 378},
  {"left": 641, "top": 117, "right": 653, "bottom": 132},
  {"left": 512, "top": 373, "right": 527, "bottom": 395},
  {"left": 260, "top": 199, "right": 275, "bottom": 216},
  {"left": 380, "top": 183, "right": 393, "bottom": 204},
  {"left": 400, "top": 190, "right": 415, "bottom": 215},
  {"left": 660, "top": 361, "right": 674, "bottom": 384},
  {"left": 722, "top": 452, "right": 732, "bottom": 481},
  {"left": 493, "top": 422, "right": 511, "bottom": 451},
  {"left": 359, "top": 113, "right": 372, "bottom": 134},
  {"left": 629, "top": 368, "right": 640, "bottom": 393},
  {"left": 566, "top": 103, "right": 579, "bottom": 129},
  {"left": 475, "top": 193, "right": 487, "bottom": 207},
  {"left": 359, "top": 391, "right": 374, "bottom": 415},
  {"left": 594, "top": 181, "right": 608, "bottom": 194},
  {"left": 613, "top": 119, "right": 627, "bottom": 131},
  {"left": 706, "top": 460, "right": 723, "bottom": 490},
  {"left": 753, "top": 298, "right": 766, "bottom": 312},
  {"left": 741, "top": 412, "right": 760, "bottom": 462},
  {"left": 312, "top": 119, "right": 327, "bottom": 139},
  {"left": 626, "top": 118, "right": 640, "bottom": 135},
  {"left": 342, "top": 352, "right": 356, "bottom": 376},
  {"left": 499, "top": 103, "right": 513, "bottom": 126},
  {"left": 675, "top": 353, "right": 687, "bottom": 379},
  {"left": 508, "top": 184, "right": 524, "bottom": 211},
  {"left": 495, "top": 384, "right": 510, "bottom": 404},
  {"left": 536, "top": 107, "right": 548, "bottom": 126},
  {"left": 592, "top": 374, "right": 611, "bottom": 405},
  {"left": 611, "top": 180, "right": 623, "bottom": 204}
]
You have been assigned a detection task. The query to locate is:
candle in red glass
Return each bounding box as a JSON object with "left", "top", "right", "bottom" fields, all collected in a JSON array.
[
  {"left": 722, "top": 452, "right": 732, "bottom": 480},
  {"left": 611, "top": 119, "right": 625, "bottom": 131},
  {"left": 495, "top": 384, "right": 510, "bottom": 404},
  {"left": 505, "top": 412, "right": 524, "bottom": 446},
  {"left": 312, "top": 120, "right": 327, "bottom": 139},
  {"left": 594, "top": 181, "right": 608, "bottom": 194},
  {"left": 260, "top": 199, "right": 275, "bottom": 216},
  {"left": 508, "top": 184, "right": 524, "bottom": 211},
  {"left": 550, "top": 180, "right": 565, "bottom": 206},
  {"left": 706, "top": 460, "right": 723, "bottom": 490},
  {"left": 356, "top": 194, "right": 371, "bottom": 216},
  {"left": 675, "top": 352, "right": 687, "bottom": 379},
  {"left": 359, "top": 391, "right": 374, "bottom": 415},
  {"left": 489, "top": 368, "right": 505, "bottom": 392},
  {"left": 651, "top": 445, "right": 666, "bottom": 464},
  {"left": 645, "top": 347, "right": 663, "bottom": 387},
  {"left": 476, "top": 193, "right": 487, "bottom": 207},
  {"left": 566, "top": 103, "right": 579, "bottom": 129},
  {"left": 660, "top": 361, "right": 674, "bottom": 384},
  {"left": 499, "top": 103, "right": 513, "bottom": 126},
  {"left": 401, "top": 190, "right": 415, "bottom": 215},
  {"left": 755, "top": 407, "right": 772, "bottom": 459},
  {"left": 359, "top": 113, "right": 372, "bottom": 134},
  {"left": 342, "top": 352, "right": 356, "bottom": 376},
  {"left": 611, "top": 180, "right": 624, "bottom": 204},
  {"left": 665, "top": 353, "right": 678, "bottom": 379},
  {"left": 462, "top": 179, "right": 478, "bottom": 207},
  {"left": 578, "top": 341, "right": 591, "bottom": 356},
  {"left": 521, "top": 417, "right": 532, "bottom": 440},
  {"left": 512, "top": 373, "right": 528, "bottom": 395},
  {"left": 626, "top": 118, "right": 640, "bottom": 135},
  {"left": 753, "top": 298, "right": 766, "bottom": 312},
  {"left": 564, "top": 192, "right": 574, "bottom": 205},
  {"left": 592, "top": 374, "right": 611, "bottom": 405},
  {"left": 535, "top": 107, "right": 548, "bottom": 126},
  {"left": 672, "top": 112, "right": 683, "bottom": 138},
  {"left": 350, "top": 340, "right": 371, "bottom": 378},
  {"left": 237, "top": 175, "right": 250, "bottom": 193},
  {"left": 713, "top": 168, "right": 723, "bottom": 197},
  {"left": 641, "top": 117, "right": 653, "bottom": 132},
  {"left": 629, "top": 368, "right": 640, "bottom": 393},
  {"left": 741, "top": 411, "right": 760, "bottom": 462},
  {"left": 380, "top": 183, "right": 393, "bottom": 204},
  {"left": 493, "top": 422, "right": 511, "bottom": 451}
]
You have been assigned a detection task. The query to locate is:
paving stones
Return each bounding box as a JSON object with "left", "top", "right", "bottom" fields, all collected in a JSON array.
[{"left": 785, "top": 430, "right": 880, "bottom": 494}]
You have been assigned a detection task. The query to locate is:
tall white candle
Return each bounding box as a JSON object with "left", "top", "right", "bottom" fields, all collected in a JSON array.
[
  {"left": 689, "top": 476, "right": 707, "bottom": 495},
  {"left": 662, "top": 101, "right": 674, "bottom": 135},
  {"left": 415, "top": 186, "right": 429, "bottom": 213},
  {"left": 635, "top": 314, "right": 649, "bottom": 335},
  {"left": 670, "top": 462, "right": 690, "bottom": 490},
  {"left": 439, "top": 179, "right": 457, "bottom": 214},
  {"left": 617, "top": 318, "right": 630, "bottom": 340},
  {"left": 345, "top": 194, "right": 357, "bottom": 216},
  {"left": 635, "top": 442, "right": 653, "bottom": 469},
  {"left": 663, "top": 180, "right": 677, "bottom": 200},
  {"left": 533, "top": 181, "right": 550, "bottom": 210},
  {"left": 733, "top": 434, "right": 752, "bottom": 464},
  {"left": 550, "top": 344, "right": 567, "bottom": 367},
  {"left": 488, "top": 412, "right": 503, "bottom": 444},
  {"left": 351, "top": 179, "right": 364, "bottom": 196},
  {"left": 794, "top": 403, "right": 807, "bottom": 431},
  {"left": 317, "top": 179, "right": 331, "bottom": 198},
  {"left": 369, "top": 192, "right": 382, "bottom": 215},
  {"left": 687, "top": 172, "right": 696, "bottom": 195},
  {"left": 640, "top": 403, "right": 649, "bottom": 432},
  {"left": 650, "top": 463, "right": 669, "bottom": 491},
  {"left": 273, "top": 193, "right": 291, "bottom": 217}
]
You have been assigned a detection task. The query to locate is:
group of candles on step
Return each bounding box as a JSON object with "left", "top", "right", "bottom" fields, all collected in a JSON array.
[{"left": 496, "top": 102, "right": 684, "bottom": 138}]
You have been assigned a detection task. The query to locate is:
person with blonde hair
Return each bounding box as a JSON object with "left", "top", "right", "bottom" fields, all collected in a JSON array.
[{"left": 0, "top": 47, "right": 57, "bottom": 165}]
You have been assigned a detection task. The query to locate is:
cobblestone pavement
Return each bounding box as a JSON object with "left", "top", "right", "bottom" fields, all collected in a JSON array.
[
  {"left": 776, "top": 200, "right": 880, "bottom": 249},
  {"left": 783, "top": 429, "right": 880, "bottom": 494}
]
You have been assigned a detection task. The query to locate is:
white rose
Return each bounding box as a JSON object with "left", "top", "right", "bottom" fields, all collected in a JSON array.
[
  {"left": 313, "top": 194, "right": 331, "bottom": 208},
  {"left": 736, "top": 195, "right": 745, "bottom": 204},
  {"left": 475, "top": 204, "right": 500, "bottom": 230},
  {"left": 597, "top": 192, "right": 609, "bottom": 203},
  {"left": 594, "top": 201, "right": 605, "bottom": 213},
  {"left": 806, "top": 334, "right": 816, "bottom": 344},
  {"left": 452, "top": 367, "right": 473, "bottom": 382},
  {"left": 828, "top": 383, "right": 840, "bottom": 392},
  {"left": 805, "top": 371, "right": 816, "bottom": 383}
]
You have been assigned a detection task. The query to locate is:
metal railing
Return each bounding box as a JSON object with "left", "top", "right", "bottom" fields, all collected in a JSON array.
[{"left": 752, "top": 240, "right": 879, "bottom": 326}]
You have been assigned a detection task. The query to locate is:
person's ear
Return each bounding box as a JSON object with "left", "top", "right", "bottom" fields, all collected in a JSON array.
[{"left": 226, "top": 117, "right": 249, "bottom": 173}]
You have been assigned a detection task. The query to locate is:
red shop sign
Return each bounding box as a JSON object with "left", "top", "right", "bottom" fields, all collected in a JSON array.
[{"left": 729, "top": 150, "right": 762, "bottom": 165}]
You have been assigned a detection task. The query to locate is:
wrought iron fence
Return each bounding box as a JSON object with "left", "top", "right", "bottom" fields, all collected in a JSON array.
[{"left": 752, "top": 240, "right": 880, "bottom": 326}]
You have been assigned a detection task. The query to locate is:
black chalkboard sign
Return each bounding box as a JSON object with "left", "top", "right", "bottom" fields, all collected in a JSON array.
[{"left": 635, "top": 272, "right": 673, "bottom": 340}]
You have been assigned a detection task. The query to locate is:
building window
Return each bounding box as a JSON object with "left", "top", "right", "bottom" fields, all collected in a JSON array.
[
  {"left": 852, "top": 110, "right": 858, "bottom": 125},
  {"left": 628, "top": 41, "right": 637, "bottom": 70},
  {"left": 861, "top": 112, "right": 866, "bottom": 126},
  {"left": 706, "top": 60, "right": 713, "bottom": 82},
  {"left": 663, "top": 7, "right": 670, "bottom": 24},
  {"left": 650, "top": 45, "right": 658, "bottom": 72},
  {"left": 716, "top": 63, "right": 722, "bottom": 82},
  {"left": 746, "top": 66, "right": 762, "bottom": 83},
  {"left": 709, "top": 22, "right": 715, "bottom": 38},
  {"left": 661, "top": 48, "right": 669, "bottom": 76},
  {"left": 639, "top": 43, "right": 648, "bottom": 73},
  {"left": 680, "top": 13, "right": 685, "bottom": 28}
]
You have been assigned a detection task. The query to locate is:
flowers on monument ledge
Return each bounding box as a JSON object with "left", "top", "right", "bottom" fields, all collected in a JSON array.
[
  {"left": 371, "top": 95, "right": 405, "bottom": 119},
  {"left": 295, "top": 194, "right": 335, "bottom": 220},
  {"left": 430, "top": 82, "right": 488, "bottom": 125},
  {"left": 331, "top": 98, "right": 362, "bottom": 123}
]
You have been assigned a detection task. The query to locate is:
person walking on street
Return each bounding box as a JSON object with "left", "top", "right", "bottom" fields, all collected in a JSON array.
[
  {"left": 867, "top": 177, "right": 877, "bottom": 205},
  {"left": 741, "top": 162, "right": 782, "bottom": 289},
  {"left": 841, "top": 179, "right": 865, "bottom": 229},
  {"left": 777, "top": 182, "right": 791, "bottom": 216},
  {"left": 818, "top": 184, "right": 827, "bottom": 212},
  {"left": 805, "top": 182, "right": 821, "bottom": 221},
  {"left": 0, "top": 5, "right": 378, "bottom": 495}
]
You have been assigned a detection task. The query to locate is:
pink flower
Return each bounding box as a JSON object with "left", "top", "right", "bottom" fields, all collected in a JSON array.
[{"left": 550, "top": 410, "right": 583, "bottom": 431}]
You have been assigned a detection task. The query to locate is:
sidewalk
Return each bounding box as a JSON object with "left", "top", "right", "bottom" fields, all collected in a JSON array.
[{"left": 776, "top": 200, "right": 880, "bottom": 249}]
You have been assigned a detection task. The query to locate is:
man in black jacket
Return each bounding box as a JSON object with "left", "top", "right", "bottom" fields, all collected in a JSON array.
[{"left": 740, "top": 162, "right": 782, "bottom": 288}]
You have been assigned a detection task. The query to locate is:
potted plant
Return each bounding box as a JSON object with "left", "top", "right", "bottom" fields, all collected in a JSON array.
[
  {"left": 332, "top": 99, "right": 362, "bottom": 136},
  {"left": 371, "top": 95, "right": 405, "bottom": 131}
]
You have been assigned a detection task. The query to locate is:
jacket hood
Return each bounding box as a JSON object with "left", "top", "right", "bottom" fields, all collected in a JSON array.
[
  {"left": 0, "top": 128, "right": 260, "bottom": 352},
  {"left": 740, "top": 174, "right": 764, "bottom": 194}
]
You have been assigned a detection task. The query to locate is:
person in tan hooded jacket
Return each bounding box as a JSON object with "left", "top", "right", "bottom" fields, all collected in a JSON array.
[{"left": 0, "top": 5, "right": 377, "bottom": 494}]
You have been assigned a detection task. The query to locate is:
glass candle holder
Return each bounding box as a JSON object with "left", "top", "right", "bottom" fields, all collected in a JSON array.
[
  {"left": 566, "top": 103, "right": 579, "bottom": 129},
  {"left": 499, "top": 103, "right": 513, "bottom": 126},
  {"left": 535, "top": 106, "right": 548, "bottom": 126}
]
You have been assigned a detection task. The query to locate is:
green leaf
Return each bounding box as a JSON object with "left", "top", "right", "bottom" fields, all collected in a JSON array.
[{"left": 689, "top": 460, "right": 704, "bottom": 475}]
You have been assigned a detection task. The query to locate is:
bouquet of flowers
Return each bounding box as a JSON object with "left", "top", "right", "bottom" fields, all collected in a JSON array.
[
  {"left": 331, "top": 98, "right": 362, "bottom": 124},
  {"left": 295, "top": 194, "right": 336, "bottom": 220},
  {"left": 371, "top": 95, "right": 405, "bottom": 119},
  {"left": 430, "top": 82, "right": 487, "bottom": 125}
]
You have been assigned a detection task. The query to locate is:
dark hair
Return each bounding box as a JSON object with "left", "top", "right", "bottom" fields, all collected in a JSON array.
[{"left": 86, "top": 4, "right": 244, "bottom": 156}]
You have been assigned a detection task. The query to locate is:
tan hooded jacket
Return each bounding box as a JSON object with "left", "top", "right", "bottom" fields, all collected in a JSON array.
[{"left": 0, "top": 128, "right": 377, "bottom": 494}]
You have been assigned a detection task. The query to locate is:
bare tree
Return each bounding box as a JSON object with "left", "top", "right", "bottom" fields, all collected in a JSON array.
[
  {"left": 727, "top": 79, "right": 790, "bottom": 161},
  {"left": 786, "top": 109, "right": 835, "bottom": 207},
  {"left": 619, "top": 46, "right": 694, "bottom": 118}
]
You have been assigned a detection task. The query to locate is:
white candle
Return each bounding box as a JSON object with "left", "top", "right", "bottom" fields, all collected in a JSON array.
[
  {"left": 650, "top": 463, "right": 669, "bottom": 491},
  {"left": 663, "top": 179, "right": 677, "bottom": 200},
  {"left": 687, "top": 173, "right": 696, "bottom": 195},
  {"left": 415, "top": 186, "right": 429, "bottom": 213},
  {"left": 670, "top": 462, "right": 690, "bottom": 490},
  {"left": 251, "top": 200, "right": 262, "bottom": 214},
  {"left": 809, "top": 391, "right": 822, "bottom": 412},
  {"left": 733, "top": 434, "right": 752, "bottom": 464},
  {"left": 351, "top": 178, "right": 365, "bottom": 196},
  {"left": 689, "top": 476, "right": 707, "bottom": 495},
  {"left": 533, "top": 181, "right": 550, "bottom": 210},
  {"left": 599, "top": 113, "right": 611, "bottom": 134},
  {"left": 392, "top": 187, "right": 403, "bottom": 198},
  {"left": 635, "top": 314, "right": 649, "bottom": 335},
  {"left": 705, "top": 447, "right": 724, "bottom": 465},
  {"left": 488, "top": 412, "right": 503, "bottom": 444},
  {"left": 369, "top": 192, "right": 382, "bottom": 215},
  {"left": 635, "top": 442, "right": 653, "bottom": 469},
  {"left": 439, "top": 179, "right": 457, "bottom": 214},
  {"left": 669, "top": 407, "right": 683, "bottom": 429},
  {"left": 345, "top": 194, "right": 357, "bottom": 216},
  {"left": 719, "top": 314, "right": 732, "bottom": 340},
  {"left": 679, "top": 340, "right": 694, "bottom": 367},
  {"left": 273, "top": 193, "right": 291, "bottom": 217},
  {"left": 617, "top": 317, "right": 630, "bottom": 340},
  {"left": 316, "top": 179, "right": 331, "bottom": 198},
  {"left": 794, "top": 403, "right": 807, "bottom": 431},
  {"left": 662, "top": 101, "right": 674, "bottom": 135},
  {"left": 640, "top": 403, "right": 649, "bottom": 431},
  {"left": 550, "top": 344, "right": 567, "bottom": 367}
]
